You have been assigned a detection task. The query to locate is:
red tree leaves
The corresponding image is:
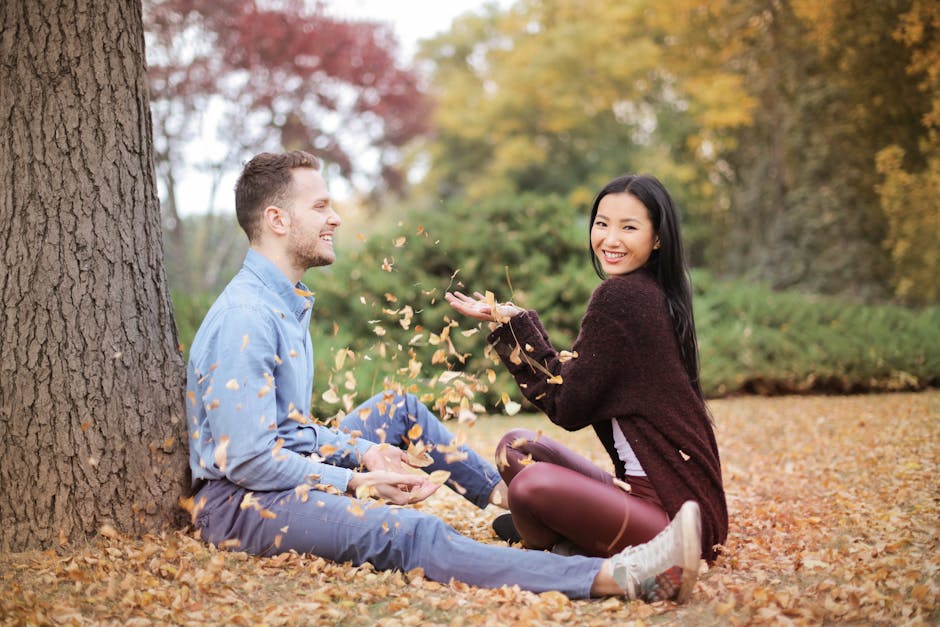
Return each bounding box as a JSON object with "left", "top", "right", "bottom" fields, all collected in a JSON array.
[{"left": 145, "top": 0, "right": 430, "bottom": 195}]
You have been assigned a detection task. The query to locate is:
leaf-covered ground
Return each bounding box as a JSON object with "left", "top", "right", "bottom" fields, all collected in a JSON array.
[{"left": 2, "top": 391, "right": 937, "bottom": 625}]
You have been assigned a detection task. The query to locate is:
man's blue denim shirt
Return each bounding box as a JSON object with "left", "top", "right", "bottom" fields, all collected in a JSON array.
[{"left": 187, "top": 249, "right": 373, "bottom": 492}]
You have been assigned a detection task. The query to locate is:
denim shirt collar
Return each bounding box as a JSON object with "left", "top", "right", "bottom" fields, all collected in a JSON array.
[{"left": 243, "top": 248, "right": 315, "bottom": 319}]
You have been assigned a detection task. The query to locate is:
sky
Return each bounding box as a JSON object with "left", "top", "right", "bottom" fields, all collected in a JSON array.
[
  {"left": 170, "top": 1, "right": 498, "bottom": 216},
  {"left": 330, "top": 0, "right": 489, "bottom": 60}
]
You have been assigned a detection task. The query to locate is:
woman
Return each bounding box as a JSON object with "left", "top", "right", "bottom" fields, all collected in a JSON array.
[{"left": 446, "top": 174, "right": 727, "bottom": 563}]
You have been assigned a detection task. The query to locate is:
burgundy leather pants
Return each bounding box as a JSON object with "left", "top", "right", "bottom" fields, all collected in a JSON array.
[{"left": 496, "top": 428, "right": 669, "bottom": 557}]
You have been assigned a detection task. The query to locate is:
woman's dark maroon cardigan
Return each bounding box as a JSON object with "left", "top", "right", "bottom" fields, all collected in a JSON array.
[{"left": 487, "top": 269, "right": 728, "bottom": 562}]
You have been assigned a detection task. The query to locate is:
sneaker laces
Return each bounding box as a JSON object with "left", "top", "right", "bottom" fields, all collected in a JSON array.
[{"left": 609, "top": 530, "right": 675, "bottom": 597}]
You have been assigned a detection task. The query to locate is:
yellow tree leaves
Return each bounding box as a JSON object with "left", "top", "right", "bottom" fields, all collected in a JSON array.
[
  {"left": 876, "top": 146, "right": 940, "bottom": 304},
  {"left": 420, "top": 0, "right": 754, "bottom": 200},
  {"left": 873, "top": 0, "right": 940, "bottom": 305}
]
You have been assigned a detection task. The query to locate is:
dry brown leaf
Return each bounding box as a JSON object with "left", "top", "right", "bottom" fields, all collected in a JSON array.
[
  {"left": 346, "top": 500, "right": 366, "bottom": 518},
  {"left": 407, "top": 424, "right": 423, "bottom": 440},
  {"left": 406, "top": 441, "right": 434, "bottom": 467},
  {"left": 214, "top": 436, "right": 230, "bottom": 472},
  {"left": 1, "top": 393, "right": 936, "bottom": 626},
  {"left": 428, "top": 470, "right": 451, "bottom": 485},
  {"left": 558, "top": 350, "right": 579, "bottom": 363},
  {"left": 509, "top": 343, "right": 522, "bottom": 365}
]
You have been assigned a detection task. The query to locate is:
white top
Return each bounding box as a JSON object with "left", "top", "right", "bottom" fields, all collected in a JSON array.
[{"left": 611, "top": 419, "right": 647, "bottom": 476}]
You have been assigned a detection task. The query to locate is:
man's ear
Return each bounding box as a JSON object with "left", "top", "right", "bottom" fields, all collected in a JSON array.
[{"left": 263, "top": 205, "right": 289, "bottom": 235}]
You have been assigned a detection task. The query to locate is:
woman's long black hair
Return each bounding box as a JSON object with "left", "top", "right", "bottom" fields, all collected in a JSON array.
[{"left": 589, "top": 174, "right": 705, "bottom": 400}]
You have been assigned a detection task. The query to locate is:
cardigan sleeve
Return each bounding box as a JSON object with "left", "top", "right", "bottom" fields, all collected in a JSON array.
[{"left": 488, "top": 276, "right": 665, "bottom": 431}]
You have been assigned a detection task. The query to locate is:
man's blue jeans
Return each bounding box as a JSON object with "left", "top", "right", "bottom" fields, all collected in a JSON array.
[
  {"left": 193, "top": 392, "right": 604, "bottom": 597},
  {"left": 337, "top": 391, "right": 502, "bottom": 509}
]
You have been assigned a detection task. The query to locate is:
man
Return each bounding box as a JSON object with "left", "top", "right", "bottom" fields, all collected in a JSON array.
[{"left": 185, "top": 150, "right": 703, "bottom": 602}]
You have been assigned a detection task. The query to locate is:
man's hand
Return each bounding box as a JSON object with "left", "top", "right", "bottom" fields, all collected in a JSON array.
[
  {"left": 347, "top": 471, "right": 440, "bottom": 505},
  {"left": 362, "top": 443, "right": 411, "bottom": 473}
]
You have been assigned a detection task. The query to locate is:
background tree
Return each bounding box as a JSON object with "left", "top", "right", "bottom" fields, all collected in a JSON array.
[
  {"left": 144, "top": 0, "right": 431, "bottom": 293},
  {"left": 716, "top": 0, "right": 930, "bottom": 297},
  {"left": 415, "top": 0, "right": 934, "bottom": 300},
  {"left": 415, "top": 0, "right": 754, "bottom": 264},
  {"left": 0, "top": 0, "right": 187, "bottom": 552},
  {"left": 875, "top": 0, "right": 940, "bottom": 305}
]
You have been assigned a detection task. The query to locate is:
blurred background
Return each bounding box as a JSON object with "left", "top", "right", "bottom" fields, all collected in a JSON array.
[{"left": 145, "top": 0, "right": 939, "bottom": 415}]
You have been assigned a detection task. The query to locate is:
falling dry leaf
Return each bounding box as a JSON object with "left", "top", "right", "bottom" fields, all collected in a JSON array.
[
  {"left": 612, "top": 478, "right": 632, "bottom": 493},
  {"left": 214, "top": 436, "right": 230, "bottom": 472},
  {"left": 407, "top": 424, "right": 423, "bottom": 440},
  {"left": 438, "top": 371, "right": 462, "bottom": 384},
  {"left": 444, "top": 450, "right": 469, "bottom": 463},
  {"left": 355, "top": 484, "right": 378, "bottom": 500},
  {"left": 287, "top": 408, "right": 307, "bottom": 423},
  {"left": 272, "top": 438, "right": 287, "bottom": 462},
  {"left": 346, "top": 500, "right": 366, "bottom": 518},
  {"left": 427, "top": 470, "right": 451, "bottom": 485}
]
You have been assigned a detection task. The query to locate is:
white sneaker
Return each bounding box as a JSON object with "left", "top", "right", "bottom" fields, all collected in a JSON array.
[
  {"left": 550, "top": 539, "right": 584, "bottom": 556},
  {"left": 608, "top": 500, "right": 702, "bottom": 603}
]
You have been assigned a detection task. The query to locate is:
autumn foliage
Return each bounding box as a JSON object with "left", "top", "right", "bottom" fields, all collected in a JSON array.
[
  {"left": 146, "top": 0, "right": 428, "bottom": 184},
  {"left": 2, "top": 392, "right": 937, "bottom": 624}
]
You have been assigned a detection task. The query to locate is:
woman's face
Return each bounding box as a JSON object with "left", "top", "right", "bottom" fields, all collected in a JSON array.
[{"left": 591, "top": 192, "right": 659, "bottom": 276}]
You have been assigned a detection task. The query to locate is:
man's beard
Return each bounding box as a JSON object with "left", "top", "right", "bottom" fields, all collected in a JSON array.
[{"left": 287, "top": 230, "right": 334, "bottom": 271}]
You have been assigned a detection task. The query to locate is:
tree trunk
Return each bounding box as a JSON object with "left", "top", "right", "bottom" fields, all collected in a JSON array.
[{"left": 0, "top": 0, "right": 188, "bottom": 552}]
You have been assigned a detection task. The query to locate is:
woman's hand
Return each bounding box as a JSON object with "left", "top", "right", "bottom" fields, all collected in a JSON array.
[{"left": 445, "top": 291, "right": 523, "bottom": 323}]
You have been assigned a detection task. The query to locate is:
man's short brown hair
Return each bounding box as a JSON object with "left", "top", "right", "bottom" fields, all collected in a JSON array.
[{"left": 234, "top": 151, "right": 321, "bottom": 241}]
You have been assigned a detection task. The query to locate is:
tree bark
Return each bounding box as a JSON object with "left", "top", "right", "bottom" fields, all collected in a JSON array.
[{"left": 0, "top": 0, "right": 188, "bottom": 552}]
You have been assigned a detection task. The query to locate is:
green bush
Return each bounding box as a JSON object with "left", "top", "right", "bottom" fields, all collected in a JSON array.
[
  {"left": 693, "top": 271, "right": 940, "bottom": 396},
  {"left": 171, "top": 193, "right": 939, "bottom": 418},
  {"left": 305, "top": 192, "right": 598, "bottom": 419}
]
